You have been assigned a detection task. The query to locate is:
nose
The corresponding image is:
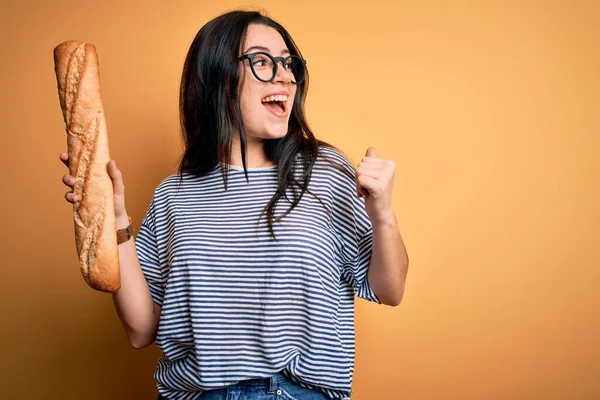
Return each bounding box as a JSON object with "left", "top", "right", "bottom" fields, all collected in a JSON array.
[{"left": 273, "top": 59, "right": 294, "bottom": 84}]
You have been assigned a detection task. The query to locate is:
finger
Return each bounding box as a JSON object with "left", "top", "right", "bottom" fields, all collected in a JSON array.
[
  {"left": 107, "top": 160, "right": 125, "bottom": 195},
  {"left": 365, "top": 147, "right": 377, "bottom": 158},
  {"left": 355, "top": 172, "right": 369, "bottom": 198},
  {"left": 356, "top": 184, "right": 369, "bottom": 198},
  {"left": 62, "top": 174, "right": 76, "bottom": 188},
  {"left": 358, "top": 160, "right": 386, "bottom": 170},
  {"left": 65, "top": 191, "right": 79, "bottom": 203},
  {"left": 357, "top": 175, "right": 378, "bottom": 194},
  {"left": 59, "top": 152, "right": 69, "bottom": 167},
  {"left": 360, "top": 156, "right": 386, "bottom": 164},
  {"left": 357, "top": 166, "right": 382, "bottom": 179},
  {"left": 356, "top": 173, "right": 373, "bottom": 198}
]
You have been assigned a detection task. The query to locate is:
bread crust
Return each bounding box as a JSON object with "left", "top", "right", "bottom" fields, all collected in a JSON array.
[{"left": 54, "top": 41, "right": 121, "bottom": 293}]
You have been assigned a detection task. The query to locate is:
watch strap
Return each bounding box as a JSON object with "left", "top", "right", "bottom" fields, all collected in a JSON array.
[{"left": 116, "top": 217, "right": 134, "bottom": 244}]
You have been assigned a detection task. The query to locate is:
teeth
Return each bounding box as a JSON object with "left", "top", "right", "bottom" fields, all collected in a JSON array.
[{"left": 262, "top": 95, "right": 288, "bottom": 103}]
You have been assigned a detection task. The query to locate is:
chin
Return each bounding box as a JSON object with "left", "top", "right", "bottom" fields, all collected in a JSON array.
[{"left": 263, "top": 124, "right": 290, "bottom": 139}]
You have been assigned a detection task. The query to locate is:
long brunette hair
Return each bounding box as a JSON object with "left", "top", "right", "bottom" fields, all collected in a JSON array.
[{"left": 178, "top": 10, "right": 350, "bottom": 239}]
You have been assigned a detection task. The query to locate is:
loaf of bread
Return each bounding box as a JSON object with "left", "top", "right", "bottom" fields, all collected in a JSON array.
[{"left": 53, "top": 41, "right": 121, "bottom": 293}]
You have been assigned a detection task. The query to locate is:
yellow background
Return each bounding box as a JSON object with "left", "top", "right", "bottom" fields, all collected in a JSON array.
[{"left": 1, "top": 0, "right": 598, "bottom": 399}]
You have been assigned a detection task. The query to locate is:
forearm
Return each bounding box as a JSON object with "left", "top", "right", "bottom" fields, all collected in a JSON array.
[
  {"left": 111, "top": 214, "right": 160, "bottom": 348},
  {"left": 367, "top": 213, "right": 409, "bottom": 306}
]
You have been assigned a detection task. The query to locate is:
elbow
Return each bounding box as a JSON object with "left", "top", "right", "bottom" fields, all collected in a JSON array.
[
  {"left": 130, "top": 341, "right": 150, "bottom": 350},
  {"left": 387, "top": 257, "right": 409, "bottom": 307},
  {"left": 384, "top": 293, "right": 403, "bottom": 307},
  {"left": 380, "top": 284, "right": 405, "bottom": 307},
  {"left": 129, "top": 338, "right": 154, "bottom": 349},
  {"left": 372, "top": 254, "right": 409, "bottom": 307},
  {"left": 388, "top": 299, "right": 402, "bottom": 307},
  {"left": 127, "top": 332, "right": 156, "bottom": 349}
]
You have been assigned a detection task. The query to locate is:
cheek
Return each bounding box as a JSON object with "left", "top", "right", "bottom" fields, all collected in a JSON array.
[
  {"left": 240, "top": 84, "right": 263, "bottom": 123},
  {"left": 290, "top": 86, "right": 298, "bottom": 108}
]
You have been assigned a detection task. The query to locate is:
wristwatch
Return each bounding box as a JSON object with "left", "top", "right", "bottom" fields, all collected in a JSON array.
[{"left": 117, "top": 217, "right": 134, "bottom": 244}]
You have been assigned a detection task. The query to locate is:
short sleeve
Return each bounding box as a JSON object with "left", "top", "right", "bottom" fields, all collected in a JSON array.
[
  {"left": 337, "top": 194, "right": 381, "bottom": 304},
  {"left": 135, "top": 199, "right": 165, "bottom": 307},
  {"left": 327, "top": 149, "right": 381, "bottom": 304}
]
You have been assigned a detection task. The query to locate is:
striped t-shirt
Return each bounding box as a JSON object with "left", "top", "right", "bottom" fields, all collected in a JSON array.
[{"left": 136, "top": 146, "right": 380, "bottom": 399}]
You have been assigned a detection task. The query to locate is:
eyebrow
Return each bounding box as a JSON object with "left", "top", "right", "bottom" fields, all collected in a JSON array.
[{"left": 243, "top": 45, "right": 291, "bottom": 56}]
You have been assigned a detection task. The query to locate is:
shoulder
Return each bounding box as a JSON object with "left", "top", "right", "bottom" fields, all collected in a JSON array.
[
  {"left": 153, "top": 169, "right": 218, "bottom": 196},
  {"left": 314, "top": 144, "right": 357, "bottom": 184},
  {"left": 148, "top": 172, "right": 201, "bottom": 208},
  {"left": 152, "top": 173, "right": 182, "bottom": 199},
  {"left": 317, "top": 144, "right": 353, "bottom": 167}
]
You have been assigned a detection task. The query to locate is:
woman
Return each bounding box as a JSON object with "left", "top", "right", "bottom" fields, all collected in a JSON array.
[{"left": 60, "top": 10, "right": 408, "bottom": 400}]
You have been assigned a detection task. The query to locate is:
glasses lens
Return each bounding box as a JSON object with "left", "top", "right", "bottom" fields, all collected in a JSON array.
[
  {"left": 286, "top": 56, "right": 306, "bottom": 84},
  {"left": 246, "top": 53, "right": 306, "bottom": 84},
  {"left": 249, "top": 52, "right": 275, "bottom": 82}
]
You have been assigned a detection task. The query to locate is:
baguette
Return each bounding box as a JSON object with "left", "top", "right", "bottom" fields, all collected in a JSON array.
[{"left": 53, "top": 41, "right": 121, "bottom": 293}]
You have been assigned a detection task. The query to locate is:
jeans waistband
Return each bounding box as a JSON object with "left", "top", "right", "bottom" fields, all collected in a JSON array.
[{"left": 236, "top": 371, "right": 290, "bottom": 390}]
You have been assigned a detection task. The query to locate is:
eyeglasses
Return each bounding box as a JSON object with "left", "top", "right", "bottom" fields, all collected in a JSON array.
[{"left": 238, "top": 52, "right": 307, "bottom": 84}]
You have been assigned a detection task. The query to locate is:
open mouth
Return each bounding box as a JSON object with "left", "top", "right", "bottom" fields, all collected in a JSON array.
[{"left": 262, "top": 94, "right": 288, "bottom": 116}]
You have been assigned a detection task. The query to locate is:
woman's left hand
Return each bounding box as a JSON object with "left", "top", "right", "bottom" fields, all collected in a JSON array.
[{"left": 356, "top": 147, "right": 396, "bottom": 224}]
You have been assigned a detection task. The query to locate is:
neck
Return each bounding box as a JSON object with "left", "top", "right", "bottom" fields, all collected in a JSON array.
[{"left": 228, "top": 136, "right": 275, "bottom": 168}]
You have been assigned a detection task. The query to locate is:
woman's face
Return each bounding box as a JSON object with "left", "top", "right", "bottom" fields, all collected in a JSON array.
[{"left": 238, "top": 24, "right": 297, "bottom": 142}]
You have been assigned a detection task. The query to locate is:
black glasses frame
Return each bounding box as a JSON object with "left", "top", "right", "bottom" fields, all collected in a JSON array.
[{"left": 238, "top": 51, "right": 307, "bottom": 84}]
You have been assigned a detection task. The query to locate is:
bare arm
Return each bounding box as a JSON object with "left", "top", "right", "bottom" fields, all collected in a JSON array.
[
  {"left": 355, "top": 148, "right": 409, "bottom": 306},
  {"left": 112, "top": 214, "right": 161, "bottom": 349},
  {"left": 367, "top": 212, "right": 409, "bottom": 306},
  {"left": 61, "top": 153, "right": 160, "bottom": 348}
]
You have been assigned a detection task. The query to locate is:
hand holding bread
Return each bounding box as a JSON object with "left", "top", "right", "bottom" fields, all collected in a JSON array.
[{"left": 61, "top": 155, "right": 127, "bottom": 217}]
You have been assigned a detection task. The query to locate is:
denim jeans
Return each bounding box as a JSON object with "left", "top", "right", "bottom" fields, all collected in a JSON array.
[{"left": 156, "top": 372, "right": 330, "bottom": 399}]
